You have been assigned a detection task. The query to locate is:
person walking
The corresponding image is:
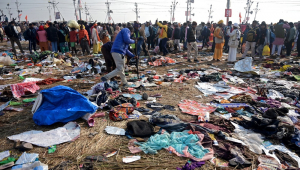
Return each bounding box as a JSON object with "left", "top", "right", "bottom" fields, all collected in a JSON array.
[
  {"left": 101, "top": 26, "right": 136, "bottom": 87},
  {"left": 271, "top": 19, "right": 290, "bottom": 56},
  {"left": 227, "top": 23, "right": 241, "bottom": 63},
  {"left": 201, "top": 22, "right": 210, "bottom": 50},
  {"left": 112, "top": 26, "right": 120, "bottom": 42},
  {"left": 46, "top": 22, "right": 58, "bottom": 52},
  {"left": 37, "top": 25, "right": 48, "bottom": 52},
  {"left": 296, "top": 23, "right": 300, "bottom": 57},
  {"left": 172, "top": 22, "right": 182, "bottom": 52},
  {"left": 224, "top": 21, "right": 233, "bottom": 53},
  {"left": 156, "top": 20, "right": 169, "bottom": 56},
  {"left": 256, "top": 21, "right": 270, "bottom": 59},
  {"left": 69, "top": 27, "right": 78, "bottom": 55},
  {"left": 285, "top": 22, "right": 296, "bottom": 57},
  {"left": 187, "top": 21, "right": 199, "bottom": 62},
  {"left": 26, "top": 23, "right": 37, "bottom": 54},
  {"left": 57, "top": 24, "right": 69, "bottom": 54},
  {"left": 242, "top": 20, "right": 260, "bottom": 58},
  {"left": 213, "top": 20, "right": 225, "bottom": 61},
  {"left": 145, "top": 21, "right": 153, "bottom": 50},
  {"left": 4, "top": 21, "right": 24, "bottom": 55},
  {"left": 91, "top": 23, "right": 101, "bottom": 54},
  {"left": 78, "top": 25, "right": 90, "bottom": 55},
  {"left": 101, "top": 42, "right": 116, "bottom": 73}
]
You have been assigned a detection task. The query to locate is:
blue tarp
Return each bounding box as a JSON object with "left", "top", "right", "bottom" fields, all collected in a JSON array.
[{"left": 33, "top": 85, "right": 98, "bottom": 126}]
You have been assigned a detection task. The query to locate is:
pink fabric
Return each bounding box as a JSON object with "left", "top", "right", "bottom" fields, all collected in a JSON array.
[
  {"left": 10, "top": 82, "right": 40, "bottom": 98},
  {"left": 37, "top": 30, "right": 47, "bottom": 42},
  {"left": 273, "top": 37, "right": 285, "bottom": 45},
  {"left": 128, "top": 139, "right": 143, "bottom": 154},
  {"left": 69, "top": 30, "right": 78, "bottom": 42},
  {"left": 178, "top": 100, "right": 216, "bottom": 117}
]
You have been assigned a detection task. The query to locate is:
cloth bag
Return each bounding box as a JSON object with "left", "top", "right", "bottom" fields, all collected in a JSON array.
[
  {"left": 262, "top": 45, "right": 270, "bottom": 56},
  {"left": 109, "top": 103, "right": 134, "bottom": 121}
]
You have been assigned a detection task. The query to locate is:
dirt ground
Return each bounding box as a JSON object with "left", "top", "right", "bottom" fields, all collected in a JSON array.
[{"left": 0, "top": 40, "right": 295, "bottom": 169}]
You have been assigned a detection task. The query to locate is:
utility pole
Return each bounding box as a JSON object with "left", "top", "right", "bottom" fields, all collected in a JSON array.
[
  {"left": 253, "top": 2, "right": 260, "bottom": 21},
  {"left": 85, "top": 2, "right": 88, "bottom": 21},
  {"left": 0, "top": 10, "right": 4, "bottom": 22},
  {"left": 47, "top": 3, "right": 51, "bottom": 21},
  {"left": 189, "top": 1, "right": 194, "bottom": 22},
  {"left": 133, "top": 2, "right": 139, "bottom": 22},
  {"left": 172, "top": 0, "right": 178, "bottom": 23},
  {"left": 6, "top": 3, "right": 12, "bottom": 21},
  {"left": 226, "top": 0, "right": 230, "bottom": 25},
  {"left": 15, "top": 0, "right": 22, "bottom": 22},
  {"left": 169, "top": 5, "right": 172, "bottom": 23},
  {"left": 244, "top": 0, "right": 253, "bottom": 24},
  {"left": 186, "top": 0, "right": 189, "bottom": 22},
  {"left": 105, "top": 0, "right": 113, "bottom": 23},
  {"left": 73, "top": 0, "right": 78, "bottom": 20},
  {"left": 48, "top": 1, "right": 59, "bottom": 21},
  {"left": 78, "top": 0, "right": 82, "bottom": 20},
  {"left": 208, "top": 4, "right": 213, "bottom": 23}
]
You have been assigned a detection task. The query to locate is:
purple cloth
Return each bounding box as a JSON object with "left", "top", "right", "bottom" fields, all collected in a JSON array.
[
  {"left": 266, "top": 99, "right": 281, "bottom": 108},
  {"left": 177, "top": 160, "right": 205, "bottom": 170}
]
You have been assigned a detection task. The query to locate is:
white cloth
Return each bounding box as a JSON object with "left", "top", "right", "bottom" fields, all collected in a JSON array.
[
  {"left": 97, "top": 26, "right": 102, "bottom": 33},
  {"left": 242, "top": 41, "right": 256, "bottom": 58},
  {"left": 234, "top": 57, "right": 253, "bottom": 72},
  {"left": 174, "top": 39, "right": 181, "bottom": 51},
  {"left": 271, "top": 44, "right": 283, "bottom": 55},
  {"left": 228, "top": 47, "right": 237, "bottom": 62},
  {"left": 91, "top": 28, "right": 98, "bottom": 44},
  {"left": 187, "top": 42, "right": 198, "bottom": 59}
]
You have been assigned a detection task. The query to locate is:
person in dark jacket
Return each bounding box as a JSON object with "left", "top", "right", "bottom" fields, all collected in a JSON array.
[
  {"left": 27, "top": 23, "right": 37, "bottom": 54},
  {"left": 46, "top": 22, "right": 58, "bottom": 52},
  {"left": 145, "top": 21, "right": 154, "bottom": 50},
  {"left": 200, "top": 22, "right": 210, "bottom": 50},
  {"left": 5, "top": 21, "right": 24, "bottom": 55},
  {"left": 57, "top": 24, "right": 69, "bottom": 53},
  {"left": 101, "top": 42, "right": 116, "bottom": 73},
  {"left": 172, "top": 22, "right": 181, "bottom": 51},
  {"left": 186, "top": 21, "right": 198, "bottom": 62},
  {"left": 101, "top": 27, "right": 136, "bottom": 87}
]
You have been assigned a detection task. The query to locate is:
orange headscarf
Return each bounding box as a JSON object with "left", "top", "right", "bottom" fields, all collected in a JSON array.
[{"left": 79, "top": 25, "right": 90, "bottom": 44}]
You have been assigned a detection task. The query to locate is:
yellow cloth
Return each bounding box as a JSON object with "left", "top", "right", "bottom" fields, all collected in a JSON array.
[
  {"left": 93, "top": 42, "right": 101, "bottom": 54},
  {"left": 218, "top": 20, "right": 224, "bottom": 24},
  {"left": 157, "top": 22, "right": 168, "bottom": 39},
  {"left": 213, "top": 43, "right": 224, "bottom": 60},
  {"left": 279, "top": 65, "right": 292, "bottom": 72},
  {"left": 208, "top": 133, "right": 216, "bottom": 140}
]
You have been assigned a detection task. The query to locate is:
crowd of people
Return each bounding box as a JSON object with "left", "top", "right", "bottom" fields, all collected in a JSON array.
[{"left": 0, "top": 18, "right": 299, "bottom": 87}]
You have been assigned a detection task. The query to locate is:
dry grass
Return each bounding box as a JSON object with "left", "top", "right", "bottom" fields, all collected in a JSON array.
[{"left": 0, "top": 40, "right": 289, "bottom": 169}]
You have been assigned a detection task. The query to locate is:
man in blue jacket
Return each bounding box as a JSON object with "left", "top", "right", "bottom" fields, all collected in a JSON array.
[{"left": 101, "top": 26, "right": 136, "bottom": 87}]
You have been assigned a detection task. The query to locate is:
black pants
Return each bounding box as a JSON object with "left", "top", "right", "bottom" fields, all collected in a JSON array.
[
  {"left": 212, "top": 37, "right": 215, "bottom": 52},
  {"left": 80, "top": 39, "right": 90, "bottom": 55},
  {"left": 298, "top": 41, "right": 300, "bottom": 57},
  {"left": 147, "top": 36, "right": 153, "bottom": 49},
  {"left": 101, "top": 47, "right": 115, "bottom": 73},
  {"left": 142, "top": 41, "right": 148, "bottom": 56},
  {"left": 202, "top": 36, "right": 209, "bottom": 48},
  {"left": 286, "top": 40, "right": 293, "bottom": 56},
  {"left": 224, "top": 36, "right": 230, "bottom": 51},
  {"left": 159, "top": 38, "right": 169, "bottom": 56}
]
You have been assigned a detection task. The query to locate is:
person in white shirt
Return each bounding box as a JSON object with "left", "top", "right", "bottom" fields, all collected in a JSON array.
[{"left": 227, "top": 23, "right": 241, "bottom": 63}]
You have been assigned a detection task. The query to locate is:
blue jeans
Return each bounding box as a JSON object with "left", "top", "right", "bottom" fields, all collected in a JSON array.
[
  {"left": 159, "top": 38, "right": 169, "bottom": 56},
  {"left": 29, "top": 40, "right": 36, "bottom": 53},
  {"left": 184, "top": 40, "right": 187, "bottom": 49},
  {"left": 137, "top": 38, "right": 144, "bottom": 56},
  {"left": 51, "top": 41, "right": 58, "bottom": 52}
]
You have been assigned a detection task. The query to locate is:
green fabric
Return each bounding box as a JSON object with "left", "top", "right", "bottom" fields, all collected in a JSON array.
[
  {"left": 294, "top": 75, "right": 300, "bottom": 81},
  {"left": 274, "top": 23, "right": 285, "bottom": 38},
  {"left": 0, "top": 157, "right": 16, "bottom": 165},
  {"left": 9, "top": 101, "right": 22, "bottom": 106},
  {"left": 70, "top": 42, "right": 75, "bottom": 47},
  {"left": 48, "top": 145, "right": 57, "bottom": 153},
  {"left": 23, "top": 98, "right": 36, "bottom": 103}
]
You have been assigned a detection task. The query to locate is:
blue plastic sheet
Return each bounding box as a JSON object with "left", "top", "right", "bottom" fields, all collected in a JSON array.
[{"left": 33, "top": 86, "right": 98, "bottom": 126}]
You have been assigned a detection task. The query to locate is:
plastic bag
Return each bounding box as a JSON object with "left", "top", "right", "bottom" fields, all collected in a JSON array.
[
  {"left": 262, "top": 45, "right": 270, "bottom": 56},
  {"left": 67, "top": 20, "right": 80, "bottom": 29},
  {"left": 15, "top": 152, "right": 38, "bottom": 165},
  {"left": 0, "top": 56, "right": 14, "bottom": 65}
]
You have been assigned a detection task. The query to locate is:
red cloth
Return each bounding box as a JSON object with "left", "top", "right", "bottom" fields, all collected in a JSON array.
[
  {"left": 36, "top": 78, "right": 64, "bottom": 85},
  {"left": 10, "top": 82, "right": 40, "bottom": 98},
  {"left": 38, "top": 25, "right": 44, "bottom": 31},
  {"left": 69, "top": 30, "right": 78, "bottom": 42}
]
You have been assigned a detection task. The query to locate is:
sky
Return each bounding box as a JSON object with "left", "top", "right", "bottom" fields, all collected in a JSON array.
[{"left": 0, "top": 0, "right": 299, "bottom": 24}]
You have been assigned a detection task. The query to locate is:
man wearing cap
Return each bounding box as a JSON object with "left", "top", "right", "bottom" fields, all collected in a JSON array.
[
  {"left": 213, "top": 20, "right": 224, "bottom": 61},
  {"left": 187, "top": 21, "right": 199, "bottom": 62}
]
